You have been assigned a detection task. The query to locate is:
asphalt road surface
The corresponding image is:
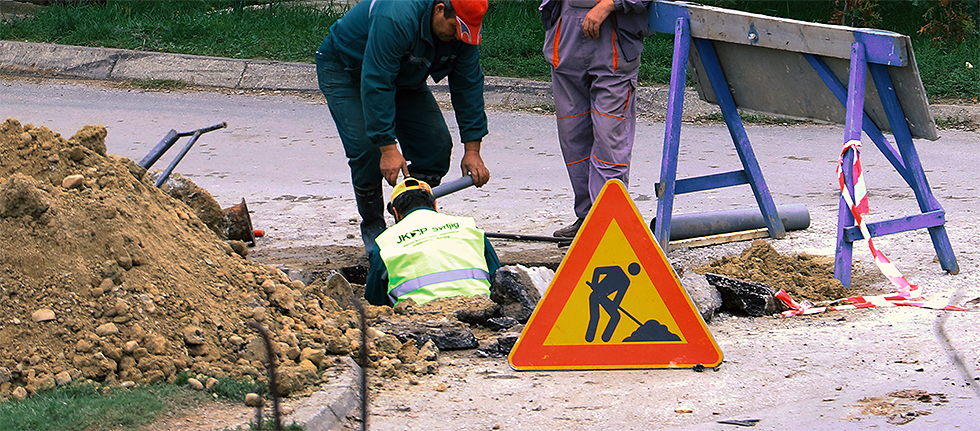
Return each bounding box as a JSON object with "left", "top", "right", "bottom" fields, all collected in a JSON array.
[{"left": 3, "top": 76, "right": 979, "bottom": 430}]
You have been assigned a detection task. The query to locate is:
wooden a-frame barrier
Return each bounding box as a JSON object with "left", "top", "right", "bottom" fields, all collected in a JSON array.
[{"left": 647, "top": 1, "right": 958, "bottom": 286}]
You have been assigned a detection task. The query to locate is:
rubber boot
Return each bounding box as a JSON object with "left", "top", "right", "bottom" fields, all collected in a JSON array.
[{"left": 355, "top": 188, "right": 386, "bottom": 252}]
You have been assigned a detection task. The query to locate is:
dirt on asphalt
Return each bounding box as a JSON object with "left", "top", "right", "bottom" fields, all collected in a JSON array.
[{"left": 1, "top": 118, "right": 895, "bottom": 429}]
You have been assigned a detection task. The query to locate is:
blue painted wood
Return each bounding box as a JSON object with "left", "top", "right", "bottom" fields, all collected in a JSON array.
[
  {"left": 853, "top": 31, "right": 908, "bottom": 66},
  {"left": 844, "top": 211, "right": 946, "bottom": 242},
  {"left": 648, "top": 1, "right": 690, "bottom": 35},
  {"left": 804, "top": 54, "right": 913, "bottom": 186},
  {"left": 654, "top": 16, "right": 691, "bottom": 248},
  {"left": 835, "top": 43, "right": 867, "bottom": 286},
  {"left": 666, "top": 170, "right": 750, "bottom": 195},
  {"left": 692, "top": 38, "right": 786, "bottom": 239},
  {"left": 868, "top": 64, "right": 959, "bottom": 274}
]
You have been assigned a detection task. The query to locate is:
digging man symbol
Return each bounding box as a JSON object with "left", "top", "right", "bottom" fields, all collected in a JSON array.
[{"left": 585, "top": 261, "right": 641, "bottom": 342}]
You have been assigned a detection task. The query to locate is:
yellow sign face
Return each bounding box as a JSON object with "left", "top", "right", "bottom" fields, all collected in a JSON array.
[{"left": 543, "top": 219, "right": 684, "bottom": 346}]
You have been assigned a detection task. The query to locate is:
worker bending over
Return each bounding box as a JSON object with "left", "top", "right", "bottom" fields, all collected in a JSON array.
[
  {"left": 315, "top": 0, "right": 492, "bottom": 253},
  {"left": 365, "top": 178, "right": 501, "bottom": 306}
]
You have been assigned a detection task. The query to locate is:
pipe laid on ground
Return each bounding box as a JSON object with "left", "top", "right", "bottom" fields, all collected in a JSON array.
[{"left": 651, "top": 203, "right": 810, "bottom": 241}]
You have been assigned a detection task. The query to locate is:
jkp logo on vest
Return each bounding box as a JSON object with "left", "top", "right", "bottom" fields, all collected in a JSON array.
[{"left": 396, "top": 222, "right": 461, "bottom": 244}]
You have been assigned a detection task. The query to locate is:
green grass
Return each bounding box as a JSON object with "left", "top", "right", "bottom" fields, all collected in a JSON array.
[
  {"left": 0, "top": 382, "right": 207, "bottom": 431},
  {"left": 0, "top": 376, "right": 298, "bottom": 431},
  {"left": 0, "top": 0, "right": 980, "bottom": 100},
  {"left": 0, "top": 0, "right": 976, "bottom": 100}
]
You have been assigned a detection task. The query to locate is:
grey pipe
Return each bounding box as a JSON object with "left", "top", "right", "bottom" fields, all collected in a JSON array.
[
  {"left": 432, "top": 175, "right": 475, "bottom": 199},
  {"left": 651, "top": 203, "right": 810, "bottom": 241}
]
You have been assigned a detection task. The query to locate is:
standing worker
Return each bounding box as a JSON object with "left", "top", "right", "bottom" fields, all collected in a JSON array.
[
  {"left": 365, "top": 178, "right": 501, "bottom": 306},
  {"left": 540, "top": 0, "right": 652, "bottom": 238},
  {"left": 315, "top": 0, "right": 492, "bottom": 252}
]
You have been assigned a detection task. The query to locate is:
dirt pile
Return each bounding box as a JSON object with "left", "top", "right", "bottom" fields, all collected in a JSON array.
[
  {"left": 0, "top": 118, "right": 444, "bottom": 401},
  {"left": 694, "top": 239, "right": 880, "bottom": 302}
]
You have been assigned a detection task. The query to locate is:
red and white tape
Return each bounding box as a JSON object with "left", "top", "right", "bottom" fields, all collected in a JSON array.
[{"left": 778, "top": 139, "right": 972, "bottom": 316}]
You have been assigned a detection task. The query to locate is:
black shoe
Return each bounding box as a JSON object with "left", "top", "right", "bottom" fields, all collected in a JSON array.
[{"left": 553, "top": 218, "right": 584, "bottom": 238}]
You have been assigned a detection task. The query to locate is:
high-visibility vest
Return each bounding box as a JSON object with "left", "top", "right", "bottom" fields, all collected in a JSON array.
[{"left": 376, "top": 209, "right": 490, "bottom": 306}]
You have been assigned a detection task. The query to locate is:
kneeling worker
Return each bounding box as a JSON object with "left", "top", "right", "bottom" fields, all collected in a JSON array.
[{"left": 365, "top": 178, "right": 501, "bottom": 306}]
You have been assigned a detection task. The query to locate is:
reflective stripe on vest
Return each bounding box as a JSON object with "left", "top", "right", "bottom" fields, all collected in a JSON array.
[{"left": 388, "top": 267, "right": 490, "bottom": 305}]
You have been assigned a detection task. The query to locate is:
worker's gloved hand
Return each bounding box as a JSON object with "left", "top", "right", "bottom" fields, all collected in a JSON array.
[
  {"left": 461, "top": 140, "right": 490, "bottom": 187},
  {"left": 379, "top": 144, "right": 409, "bottom": 186}
]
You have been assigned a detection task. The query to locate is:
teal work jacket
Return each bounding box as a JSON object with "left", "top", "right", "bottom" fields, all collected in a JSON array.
[{"left": 316, "top": 0, "right": 489, "bottom": 147}]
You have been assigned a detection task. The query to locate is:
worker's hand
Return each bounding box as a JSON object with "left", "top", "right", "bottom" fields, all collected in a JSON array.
[
  {"left": 379, "top": 144, "right": 409, "bottom": 186},
  {"left": 582, "top": 0, "right": 615, "bottom": 39},
  {"left": 460, "top": 140, "right": 490, "bottom": 187}
]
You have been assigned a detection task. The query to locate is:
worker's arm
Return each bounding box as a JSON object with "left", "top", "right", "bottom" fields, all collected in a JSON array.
[
  {"left": 447, "top": 43, "right": 490, "bottom": 187},
  {"left": 365, "top": 247, "right": 392, "bottom": 306},
  {"left": 360, "top": 2, "right": 414, "bottom": 149},
  {"left": 582, "top": 0, "right": 616, "bottom": 39}
]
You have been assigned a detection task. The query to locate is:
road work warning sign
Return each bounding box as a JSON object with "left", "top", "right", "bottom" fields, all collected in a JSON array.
[{"left": 509, "top": 180, "right": 723, "bottom": 370}]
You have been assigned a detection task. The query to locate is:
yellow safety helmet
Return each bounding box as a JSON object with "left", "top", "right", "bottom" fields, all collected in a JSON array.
[{"left": 390, "top": 177, "right": 433, "bottom": 202}]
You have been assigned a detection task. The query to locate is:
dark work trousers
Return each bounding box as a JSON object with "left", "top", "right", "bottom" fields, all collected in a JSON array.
[{"left": 316, "top": 52, "right": 452, "bottom": 250}]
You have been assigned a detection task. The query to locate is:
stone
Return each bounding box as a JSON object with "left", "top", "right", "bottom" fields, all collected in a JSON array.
[
  {"left": 377, "top": 318, "right": 478, "bottom": 351},
  {"left": 144, "top": 334, "right": 168, "bottom": 355},
  {"left": 261, "top": 279, "right": 276, "bottom": 294},
  {"left": 277, "top": 365, "right": 316, "bottom": 397},
  {"left": 490, "top": 265, "right": 547, "bottom": 323},
  {"left": 680, "top": 272, "right": 723, "bottom": 323},
  {"left": 321, "top": 271, "right": 355, "bottom": 309},
  {"left": 62, "top": 174, "right": 85, "bottom": 189},
  {"left": 484, "top": 316, "right": 520, "bottom": 331},
  {"left": 123, "top": 340, "right": 139, "bottom": 354},
  {"left": 54, "top": 371, "right": 72, "bottom": 386},
  {"left": 454, "top": 295, "right": 500, "bottom": 326},
  {"left": 205, "top": 377, "right": 218, "bottom": 390},
  {"left": 0, "top": 367, "right": 10, "bottom": 384},
  {"left": 299, "top": 347, "right": 326, "bottom": 368},
  {"left": 12, "top": 386, "right": 28, "bottom": 401},
  {"left": 244, "top": 392, "right": 263, "bottom": 407},
  {"left": 187, "top": 378, "right": 204, "bottom": 390},
  {"left": 182, "top": 325, "right": 206, "bottom": 345},
  {"left": 95, "top": 323, "right": 119, "bottom": 336},
  {"left": 31, "top": 308, "right": 56, "bottom": 322},
  {"left": 476, "top": 332, "right": 521, "bottom": 358},
  {"left": 0, "top": 174, "right": 51, "bottom": 220},
  {"left": 706, "top": 273, "right": 779, "bottom": 317}
]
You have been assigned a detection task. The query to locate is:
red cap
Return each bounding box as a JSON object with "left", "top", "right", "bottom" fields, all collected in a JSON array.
[{"left": 452, "top": 0, "right": 488, "bottom": 45}]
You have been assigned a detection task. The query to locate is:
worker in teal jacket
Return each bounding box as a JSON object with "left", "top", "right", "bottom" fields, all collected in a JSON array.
[
  {"left": 315, "top": 0, "right": 492, "bottom": 253},
  {"left": 365, "top": 178, "right": 501, "bottom": 306}
]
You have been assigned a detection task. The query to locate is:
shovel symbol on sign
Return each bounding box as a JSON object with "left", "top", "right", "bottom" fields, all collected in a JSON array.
[{"left": 585, "top": 262, "right": 680, "bottom": 343}]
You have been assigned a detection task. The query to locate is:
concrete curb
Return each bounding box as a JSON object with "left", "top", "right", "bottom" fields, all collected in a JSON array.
[
  {"left": 285, "top": 356, "right": 362, "bottom": 431},
  {"left": 0, "top": 40, "right": 730, "bottom": 121},
  {"left": 3, "top": 40, "right": 977, "bottom": 125}
]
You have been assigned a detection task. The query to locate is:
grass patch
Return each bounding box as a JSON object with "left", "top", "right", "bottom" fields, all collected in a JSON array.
[
  {"left": 0, "top": 376, "right": 286, "bottom": 431},
  {"left": 129, "top": 78, "right": 190, "bottom": 90},
  {"left": 693, "top": 112, "right": 810, "bottom": 125},
  {"left": 0, "top": 382, "right": 208, "bottom": 431},
  {"left": 0, "top": 1, "right": 975, "bottom": 100}
]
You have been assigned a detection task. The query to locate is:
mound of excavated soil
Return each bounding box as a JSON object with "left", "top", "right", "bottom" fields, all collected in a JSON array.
[
  {"left": 0, "top": 118, "right": 441, "bottom": 401},
  {"left": 694, "top": 239, "right": 882, "bottom": 302}
]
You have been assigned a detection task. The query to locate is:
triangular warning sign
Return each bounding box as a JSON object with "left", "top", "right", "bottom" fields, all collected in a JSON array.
[{"left": 509, "top": 180, "right": 722, "bottom": 370}]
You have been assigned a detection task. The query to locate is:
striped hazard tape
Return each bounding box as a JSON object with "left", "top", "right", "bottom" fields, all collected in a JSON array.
[{"left": 778, "top": 139, "right": 975, "bottom": 317}]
